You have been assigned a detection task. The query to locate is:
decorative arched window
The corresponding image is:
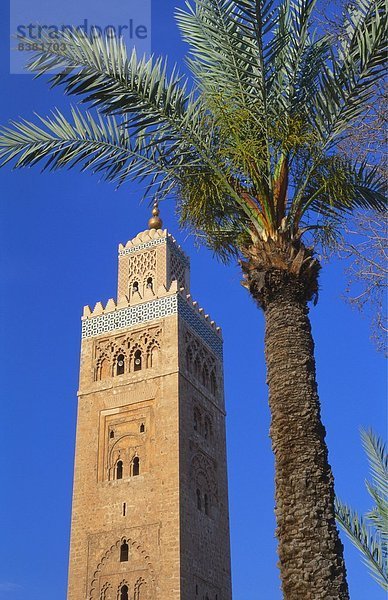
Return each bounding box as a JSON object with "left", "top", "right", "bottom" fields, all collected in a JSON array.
[
  {"left": 135, "top": 578, "right": 147, "bottom": 600},
  {"left": 202, "top": 364, "right": 210, "bottom": 387},
  {"left": 132, "top": 281, "right": 139, "bottom": 293},
  {"left": 194, "top": 409, "right": 199, "bottom": 432},
  {"left": 148, "top": 345, "right": 159, "bottom": 368},
  {"left": 140, "top": 423, "right": 145, "bottom": 433},
  {"left": 204, "top": 493, "right": 209, "bottom": 516},
  {"left": 116, "top": 354, "right": 125, "bottom": 376},
  {"left": 116, "top": 460, "right": 123, "bottom": 480},
  {"left": 100, "top": 582, "right": 111, "bottom": 600},
  {"left": 210, "top": 371, "right": 217, "bottom": 396},
  {"left": 204, "top": 417, "right": 212, "bottom": 440},
  {"left": 196, "top": 488, "right": 202, "bottom": 511},
  {"left": 146, "top": 276, "right": 153, "bottom": 291},
  {"left": 194, "top": 356, "right": 201, "bottom": 379},
  {"left": 132, "top": 456, "right": 140, "bottom": 476},
  {"left": 99, "top": 358, "right": 110, "bottom": 380},
  {"left": 120, "top": 541, "right": 129, "bottom": 562},
  {"left": 134, "top": 349, "right": 142, "bottom": 372},
  {"left": 120, "top": 584, "right": 129, "bottom": 600},
  {"left": 110, "top": 430, "right": 115, "bottom": 439},
  {"left": 186, "top": 347, "right": 193, "bottom": 372}
]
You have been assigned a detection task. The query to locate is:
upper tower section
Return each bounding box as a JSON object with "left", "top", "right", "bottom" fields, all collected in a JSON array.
[
  {"left": 81, "top": 207, "right": 222, "bottom": 362},
  {"left": 117, "top": 227, "right": 190, "bottom": 304}
]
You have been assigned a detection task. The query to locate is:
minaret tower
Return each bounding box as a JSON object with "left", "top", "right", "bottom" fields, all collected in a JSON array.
[{"left": 67, "top": 205, "right": 232, "bottom": 600}]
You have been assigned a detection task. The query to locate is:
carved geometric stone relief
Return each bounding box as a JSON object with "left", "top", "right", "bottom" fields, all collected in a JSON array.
[
  {"left": 97, "top": 404, "right": 153, "bottom": 483},
  {"left": 184, "top": 328, "right": 219, "bottom": 396},
  {"left": 82, "top": 294, "right": 223, "bottom": 359},
  {"left": 94, "top": 326, "right": 162, "bottom": 382},
  {"left": 89, "top": 535, "right": 155, "bottom": 600}
]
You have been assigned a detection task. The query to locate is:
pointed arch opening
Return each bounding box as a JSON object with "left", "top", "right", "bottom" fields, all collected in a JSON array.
[
  {"left": 186, "top": 347, "right": 193, "bottom": 372},
  {"left": 148, "top": 344, "right": 159, "bottom": 368},
  {"left": 204, "top": 493, "right": 210, "bottom": 516},
  {"left": 132, "top": 456, "right": 140, "bottom": 476},
  {"left": 116, "top": 460, "right": 123, "bottom": 480},
  {"left": 196, "top": 488, "right": 202, "bottom": 511},
  {"left": 204, "top": 417, "right": 212, "bottom": 440},
  {"left": 120, "top": 584, "right": 129, "bottom": 600},
  {"left": 116, "top": 353, "right": 125, "bottom": 376},
  {"left": 194, "top": 355, "right": 201, "bottom": 379},
  {"left": 100, "top": 582, "right": 111, "bottom": 600},
  {"left": 210, "top": 370, "right": 217, "bottom": 396},
  {"left": 120, "top": 542, "right": 129, "bottom": 562},
  {"left": 202, "top": 364, "right": 210, "bottom": 387},
  {"left": 99, "top": 358, "right": 110, "bottom": 381},
  {"left": 194, "top": 408, "right": 201, "bottom": 433},
  {"left": 134, "top": 349, "right": 142, "bottom": 372}
]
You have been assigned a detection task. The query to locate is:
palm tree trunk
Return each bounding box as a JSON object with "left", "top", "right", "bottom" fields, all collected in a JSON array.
[{"left": 260, "top": 273, "right": 349, "bottom": 599}]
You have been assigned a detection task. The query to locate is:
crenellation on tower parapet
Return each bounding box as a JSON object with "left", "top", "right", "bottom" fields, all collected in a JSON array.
[{"left": 81, "top": 287, "right": 222, "bottom": 343}]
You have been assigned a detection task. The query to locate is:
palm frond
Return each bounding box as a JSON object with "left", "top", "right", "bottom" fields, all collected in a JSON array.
[
  {"left": 0, "top": 108, "right": 181, "bottom": 196},
  {"left": 0, "top": 0, "right": 385, "bottom": 249},
  {"left": 335, "top": 429, "right": 388, "bottom": 591},
  {"left": 361, "top": 428, "right": 388, "bottom": 492},
  {"left": 309, "top": 0, "right": 387, "bottom": 146},
  {"left": 22, "top": 28, "right": 215, "bottom": 166},
  {"left": 362, "top": 429, "right": 388, "bottom": 538},
  {"left": 176, "top": 0, "right": 267, "bottom": 108},
  {"left": 335, "top": 498, "right": 388, "bottom": 590},
  {"left": 291, "top": 156, "right": 386, "bottom": 228}
]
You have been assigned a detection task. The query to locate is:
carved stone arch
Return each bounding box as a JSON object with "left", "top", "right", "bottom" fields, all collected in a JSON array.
[
  {"left": 202, "top": 362, "right": 210, "bottom": 388},
  {"left": 112, "top": 347, "right": 128, "bottom": 376},
  {"left": 96, "top": 354, "right": 111, "bottom": 381},
  {"left": 134, "top": 576, "right": 148, "bottom": 600},
  {"left": 116, "top": 579, "right": 130, "bottom": 600},
  {"left": 108, "top": 433, "right": 138, "bottom": 476},
  {"left": 191, "top": 453, "right": 218, "bottom": 501},
  {"left": 146, "top": 339, "right": 160, "bottom": 369},
  {"left": 204, "top": 414, "right": 213, "bottom": 440},
  {"left": 112, "top": 346, "right": 128, "bottom": 361},
  {"left": 193, "top": 406, "right": 203, "bottom": 434},
  {"left": 100, "top": 582, "right": 112, "bottom": 600},
  {"left": 193, "top": 353, "right": 202, "bottom": 380},
  {"left": 185, "top": 345, "right": 194, "bottom": 372},
  {"left": 129, "top": 276, "right": 142, "bottom": 301},
  {"left": 89, "top": 537, "right": 156, "bottom": 600},
  {"left": 209, "top": 369, "right": 217, "bottom": 396},
  {"left": 142, "top": 271, "right": 156, "bottom": 296},
  {"left": 129, "top": 343, "right": 144, "bottom": 372}
]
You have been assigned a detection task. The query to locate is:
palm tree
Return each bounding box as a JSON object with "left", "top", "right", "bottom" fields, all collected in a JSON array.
[
  {"left": 335, "top": 429, "right": 388, "bottom": 591},
  {"left": 0, "top": 0, "right": 386, "bottom": 597}
]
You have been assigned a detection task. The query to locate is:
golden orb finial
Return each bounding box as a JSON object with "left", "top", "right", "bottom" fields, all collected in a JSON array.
[{"left": 148, "top": 200, "right": 163, "bottom": 230}]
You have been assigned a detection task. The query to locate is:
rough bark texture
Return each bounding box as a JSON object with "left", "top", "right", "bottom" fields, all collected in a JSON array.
[
  {"left": 259, "top": 270, "right": 349, "bottom": 599},
  {"left": 240, "top": 233, "right": 349, "bottom": 597}
]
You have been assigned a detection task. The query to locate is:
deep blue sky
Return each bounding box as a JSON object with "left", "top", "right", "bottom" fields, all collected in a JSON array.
[{"left": 0, "top": 1, "right": 386, "bottom": 599}]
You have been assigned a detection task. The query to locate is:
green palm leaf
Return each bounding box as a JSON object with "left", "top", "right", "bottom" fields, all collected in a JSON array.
[
  {"left": 335, "top": 498, "right": 388, "bottom": 590},
  {"left": 335, "top": 429, "right": 388, "bottom": 591},
  {"left": 0, "top": 0, "right": 386, "bottom": 249},
  {"left": 0, "top": 108, "right": 180, "bottom": 194}
]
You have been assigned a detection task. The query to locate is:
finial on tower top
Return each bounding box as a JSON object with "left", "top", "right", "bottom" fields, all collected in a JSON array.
[{"left": 148, "top": 199, "right": 163, "bottom": 230}]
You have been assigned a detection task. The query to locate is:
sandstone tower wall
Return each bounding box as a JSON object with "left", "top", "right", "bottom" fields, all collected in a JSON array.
[{"left": 67, "top": 225, "right": 232, "bottom": 600}]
